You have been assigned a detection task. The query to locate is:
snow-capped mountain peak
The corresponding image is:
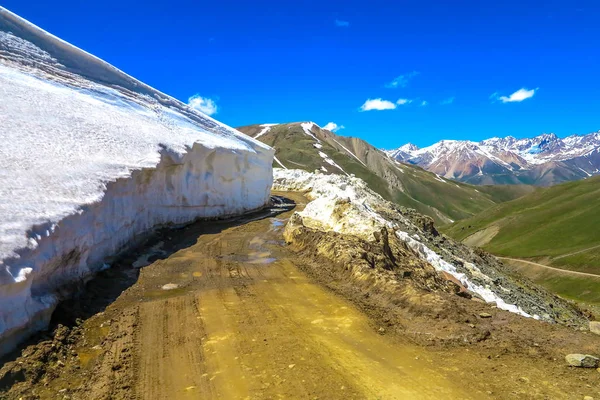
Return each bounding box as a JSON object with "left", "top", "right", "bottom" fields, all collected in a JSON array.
[
  {"left": 388, "top": 131, "right": 600, "bottom": 185},
  {"left": 399, "top": 143, "right": 419, "bottom": 152}
]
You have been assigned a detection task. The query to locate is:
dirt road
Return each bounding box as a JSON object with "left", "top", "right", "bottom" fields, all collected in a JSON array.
[
  {"left": 81, "top": 194, "right": 472, "bottom": 399},
  {"left": 5, "top": 194, "right": 600, "bottom": 400},
  {"left": 10, "top": 192, "right": 464, "bottom": 399},
  {"left": 497, "top": 256, "right": 600, "bottom": 279}
]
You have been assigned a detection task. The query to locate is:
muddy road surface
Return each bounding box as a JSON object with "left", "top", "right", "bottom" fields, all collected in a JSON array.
[
  {"left": 2, "top": 193, "right": 474, "bottom": 399},
  {"left": 89, "top": 193, "right": 471, "bottom": 399},
  {"left": 3, "top": 193, "right": 599, "bottom": 400}
]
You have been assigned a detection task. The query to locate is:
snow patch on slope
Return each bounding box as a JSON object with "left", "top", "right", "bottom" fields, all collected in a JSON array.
[
  {"left": 395, "top": 231, "right": 534, "bottom": 318},
  {"left": 318, "top": 151, "right": 348, "bottom": 175},
  {"left": 255, "top": 123, "right": 277, "bottom": 139},
  {"left": 274, "top": 156, "right": 288, "bottom": 169},
  {"left": 301, "top": 122, "right": 321, "bottom": 142},
  {"left": 272, "top": 169, "right": 390, "bottom": 240}
]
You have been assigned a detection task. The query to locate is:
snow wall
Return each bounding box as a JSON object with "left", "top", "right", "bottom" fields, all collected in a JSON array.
[{"left": 0, "top": 7, "right": 274, "bottom": 355}]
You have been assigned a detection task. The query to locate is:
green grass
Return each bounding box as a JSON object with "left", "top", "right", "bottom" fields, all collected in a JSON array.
[
  {"left": 475, "top": 184, "right": 537, "bottom": 203},
  {"left": 501, "top": 259, "right": 600, "bottom": 316},
  {"left": 445, "top": 175, "right": 600, "bottom": 274}
]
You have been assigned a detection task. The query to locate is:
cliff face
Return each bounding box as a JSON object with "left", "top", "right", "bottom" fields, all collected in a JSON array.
[{"left": 0, "top": 8, "right": 273, "bottom": 355}]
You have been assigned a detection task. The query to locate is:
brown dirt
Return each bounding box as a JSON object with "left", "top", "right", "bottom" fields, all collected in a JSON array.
[{"left": 1, "top": 192, "right": 599, "bottom": 400}]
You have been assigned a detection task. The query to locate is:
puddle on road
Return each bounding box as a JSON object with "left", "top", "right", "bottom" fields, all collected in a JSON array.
[
  {"left": 219, "top": 252, "right": 277, "bottom": 265},
  {"left": 132, "top": 241, "right": 167, "bottom": 268},
  {"left": 219, "top": 235, "right": 279, "bottom": 265},
  {"left": 270, "top": 218, "right": 285, "bottom": 229}
]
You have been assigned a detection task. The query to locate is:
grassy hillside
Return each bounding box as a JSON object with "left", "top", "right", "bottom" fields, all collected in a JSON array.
[
  {"left": 500, "top": 258, "right": 600, "bottom": 316},
  {"left": 445, "top": 175, "right": 600, "bottom": 274},
  {"left": 239, "top": 122, "right": 534, "bottom": 225}
]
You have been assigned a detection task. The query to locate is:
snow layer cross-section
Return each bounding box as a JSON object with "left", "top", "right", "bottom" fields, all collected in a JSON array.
[{"left": 0, "top": 8, "right": 274, "bottom": 354}]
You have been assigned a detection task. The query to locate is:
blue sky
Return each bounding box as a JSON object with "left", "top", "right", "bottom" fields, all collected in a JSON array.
[{"left": 4, "top": 0, "right": 600, "bottom": 148}]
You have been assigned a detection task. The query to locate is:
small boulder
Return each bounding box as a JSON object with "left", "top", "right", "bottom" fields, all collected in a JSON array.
[
  {"left": 565, "top": 354, "right": 599, "bottom": 368},
  {"left": 479, "top": 312, "right": 492, "bottom": 319},
  {"left": 589, "top": 321, "right": 600, "bottom": 335}
]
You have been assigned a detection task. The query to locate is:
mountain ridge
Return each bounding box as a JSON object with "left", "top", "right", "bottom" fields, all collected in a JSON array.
[
  {"left": 238, "top": 122, "right": 534, "bottom": 225},
  {"left": 387, "top": 131, "right": 600, "bottom": 186}
]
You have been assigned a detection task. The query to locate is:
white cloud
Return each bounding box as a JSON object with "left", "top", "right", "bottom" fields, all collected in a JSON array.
[
  {"left": 420, "top": 100, "right": 428, "bottom": 106},
  {"left": 493, "top": 88, "right": 537, "bottom": 103},
  {"left": 188, "top": 94, "right": 218, "bottom": 115},
  {"left": 323, "top": 122, "right": 345, "bottom": 132},
  {"left": 335, "top": 19, "right": 350, "bottom": 27},
  {"left": 385, "top": 71, "right": 419, "bottom": 88},
  {"left": 441, "top": 97, "right": 455, "bottom": 105},
  {"left": 396, "top": 98, "right": 413, "bottom": 105},
  {"left": 360, "top": 98, "right": 397, "bottom": 111}
]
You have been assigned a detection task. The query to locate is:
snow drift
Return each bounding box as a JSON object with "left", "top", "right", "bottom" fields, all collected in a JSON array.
[{"left": 0, "top": 8, "right": 273, "bottom": 354}]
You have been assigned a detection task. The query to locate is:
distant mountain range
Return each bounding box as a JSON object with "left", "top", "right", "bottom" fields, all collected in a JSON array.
[
  {"left": 238, "top": 122, "right": 533, "bottom": 224},
  {"left": 386, "top": 132, "right": 600, "bottom": 186}
]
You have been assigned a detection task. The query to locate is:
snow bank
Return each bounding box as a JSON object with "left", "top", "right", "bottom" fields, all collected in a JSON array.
[
  {"left": 0, "top": 8, "right": 273, "bottom": 354},
  {"left": 273, "top": 169, "right": 391, "bottom": 240},
  {"left": 274, "top": 168, "right": 538, "bottom": 319}
]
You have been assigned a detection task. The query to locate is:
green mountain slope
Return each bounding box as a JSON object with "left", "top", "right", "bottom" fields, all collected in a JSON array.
[
  {"left": 445, "top": 175, "right": 600, "bottom": 274},
  {"left": 238, "top": 122, "right": 534, "bottom": 224}
]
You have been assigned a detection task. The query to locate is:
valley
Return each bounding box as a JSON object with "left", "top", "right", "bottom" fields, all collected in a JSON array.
[
  {"left": 238, "top": 122, "right": 534, "bottom": 225},
  {"left": 498, "top": 257, "right": 600, "bottom": 315},
  {"left": 444, "top": 175, "right": 600, "bottom": 313},
  {"left": 445, "top": 175, "right": 600, "bottom": 274}
]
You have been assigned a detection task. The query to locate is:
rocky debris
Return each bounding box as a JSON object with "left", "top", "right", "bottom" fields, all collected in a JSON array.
[
  {"left": 565, "top": 354, "right": 600, "bottom": 368},
  {"left": 441, "top": 271, "right": 472, "bottom": 298},
  {"left": 590, "top": 321, "right": 600, "bottom": 335},
  {"left": 274, "top": 169, "right": 586, "bottom": 326},
  {"left": 0, "top": 324, "right": 82, "bottom": 395},
  {"left": 479, "top": 313, "right": 493, "bottom": 319},
  {"left": 412, "top": 214, "right": 439, "bottom": 237}
]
